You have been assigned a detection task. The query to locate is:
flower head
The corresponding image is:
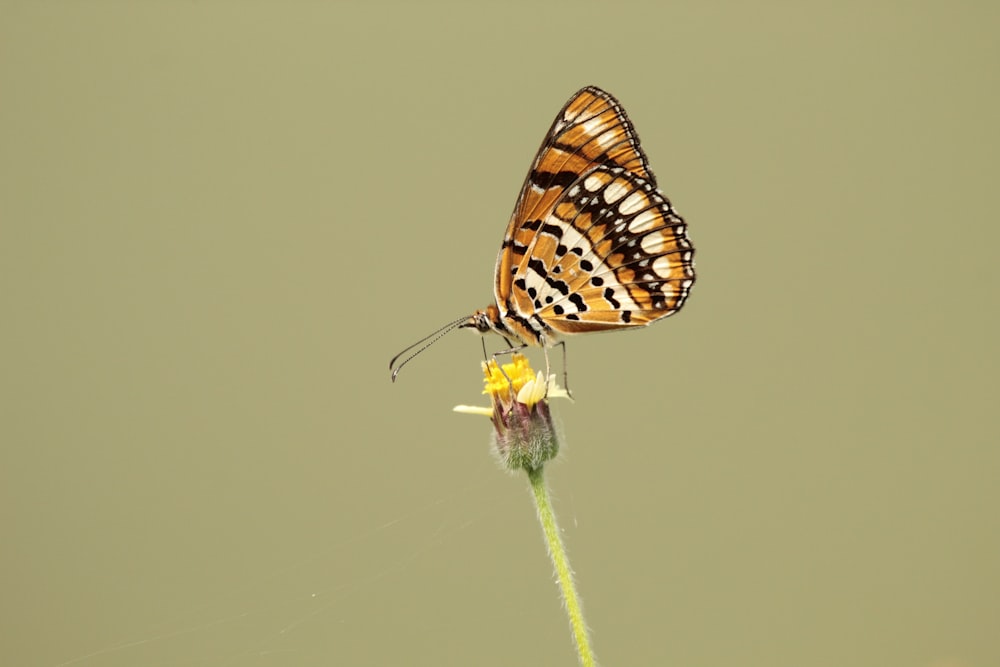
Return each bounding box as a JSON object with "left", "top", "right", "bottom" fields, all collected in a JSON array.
[{"left": 459, "top": 353, "right": 564, "bottom": 471}]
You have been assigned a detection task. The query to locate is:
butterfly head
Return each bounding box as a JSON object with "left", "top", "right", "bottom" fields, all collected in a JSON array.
[{"left": 461, "top": 305, "right": 501, "bottom": 335}]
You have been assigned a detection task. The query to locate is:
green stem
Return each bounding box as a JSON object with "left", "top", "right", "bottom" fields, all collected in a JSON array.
[{"left": 528, "top": 465, "right": 596, "bottom": 667}]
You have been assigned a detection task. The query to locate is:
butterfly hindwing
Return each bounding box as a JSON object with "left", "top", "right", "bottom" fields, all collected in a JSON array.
[{"left": 517, "top": 165, "right": 694, "bottom": 334}]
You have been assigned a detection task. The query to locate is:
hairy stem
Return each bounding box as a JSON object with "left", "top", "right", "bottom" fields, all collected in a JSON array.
[{"left": 528, "top": 465, "right": 595, "bottom": 667}]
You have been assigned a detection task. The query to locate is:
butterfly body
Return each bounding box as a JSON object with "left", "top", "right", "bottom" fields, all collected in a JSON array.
[{"left": 389, "top": 86, "right": 695, "bottom": 381}]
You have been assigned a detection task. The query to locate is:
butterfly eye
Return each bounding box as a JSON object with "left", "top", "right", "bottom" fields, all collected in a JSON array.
[{"left": 475, "top": 313, "right": 492, "bottom": 333}]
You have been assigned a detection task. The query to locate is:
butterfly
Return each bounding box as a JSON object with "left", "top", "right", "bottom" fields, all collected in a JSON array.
[{"left": 390, "top": 86, "right": 696, "bottom": 382}]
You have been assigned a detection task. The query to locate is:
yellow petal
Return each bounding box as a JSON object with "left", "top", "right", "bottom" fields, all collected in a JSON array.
[{"left": 453, "top": 404, "right": 494, "bottom": 417}]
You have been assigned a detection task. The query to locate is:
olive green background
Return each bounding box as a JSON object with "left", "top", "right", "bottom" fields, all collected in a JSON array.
[{"left": 2, "top": 2, "right": 997, "bottom": 666}]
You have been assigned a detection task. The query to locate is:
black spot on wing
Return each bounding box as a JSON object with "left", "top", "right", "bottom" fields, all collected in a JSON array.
[
  {"left": 533, "top": 170, "right": 584, "bottom": 190},
  {"left": 546, "top": 277, "right": 569, "bottom": 295},
  {"left": 540, "top": 223, "right": 564, "bottom": 239},
  {"left": 603, "top": 287, "right": 620, "bottom": 309},
  {"left": 502, "top": 240, "right": 528, "bottom": 258}
]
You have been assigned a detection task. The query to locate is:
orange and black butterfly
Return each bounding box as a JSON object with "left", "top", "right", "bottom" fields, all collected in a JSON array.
[{"left": 390, "top": 86, "right": 695, "bottom": 381}]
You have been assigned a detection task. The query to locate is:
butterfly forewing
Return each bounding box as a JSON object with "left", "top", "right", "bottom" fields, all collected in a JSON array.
[
  {"left": 495, "top": 87, "right": 655, "bottom": 306},
  {"left": 495, "top": 86, "right": 695, "bottom": 339}
]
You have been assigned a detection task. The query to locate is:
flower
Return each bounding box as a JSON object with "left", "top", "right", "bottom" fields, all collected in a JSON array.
[
  {"left": 455, "top": 354, "right": 567, "bottom": 471},
  {"left": 453, "top": 355, "right": 594, "bottom": 664}
]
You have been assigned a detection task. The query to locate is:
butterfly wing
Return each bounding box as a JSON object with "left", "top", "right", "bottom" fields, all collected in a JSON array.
[{"left": 494, "top": 86, "right": 695, "bottom": 338}]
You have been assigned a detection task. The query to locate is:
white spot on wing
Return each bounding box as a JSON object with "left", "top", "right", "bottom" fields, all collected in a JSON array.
[
  {"left": 603, "top": 181, "right": 628, "bottom": 204},
  {"left": 596, "top": 129, "right": 617, "bottom": 148},
  {"left": 584, "top": 175, "right": 603, "bottom": 192},
  {"left": 640, "top": 231, "right": 666, "bottom": 254},
  {"left": 618, "top": 191, "right": 646, "bottom": 215},
  {"left": 628, "top": 209, "right": 658, "bottom": 233},
  {"left": 581, "top": 116, "right": 606, "bottom": 135},
  {"left": 652, "top": 255, "right": 675, "bottom": 277},
  {"left": 523, "top": 270, "right": 546, "bottom": 298}
]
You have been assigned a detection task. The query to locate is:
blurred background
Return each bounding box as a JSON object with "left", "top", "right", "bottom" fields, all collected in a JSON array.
[{"left": 2, "top": 2, "right": 997, "bottom": 666}]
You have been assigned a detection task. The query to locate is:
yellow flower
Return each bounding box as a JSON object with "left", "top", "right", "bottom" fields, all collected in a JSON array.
[
  {"left": 455, "top": 354, "right": 566, "bottom": 471},
  {"left": 455, "top": 354, "right": 570, "bottom": 414},
  {"left": 482, "top": 354, "right": 535, "bottom": 404}
]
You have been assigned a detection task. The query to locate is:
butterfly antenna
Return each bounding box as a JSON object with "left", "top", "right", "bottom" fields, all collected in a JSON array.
[{"left": 389, "top": 316, "right": 470, "bottom": 382}]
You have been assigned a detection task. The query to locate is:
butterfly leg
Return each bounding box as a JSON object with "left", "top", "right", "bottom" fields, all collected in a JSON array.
[
  {"left": 489, "top": 342, "right": 528, "bottom": 392},
  {"left": 542, "top": 345, "right": 552, "bottom": 397},
  {"left": 556, "top": 341, "right": 573, "bottom": 399},
  {"left": 480, "top": 338, "right": 517, "bottom": 387}
]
